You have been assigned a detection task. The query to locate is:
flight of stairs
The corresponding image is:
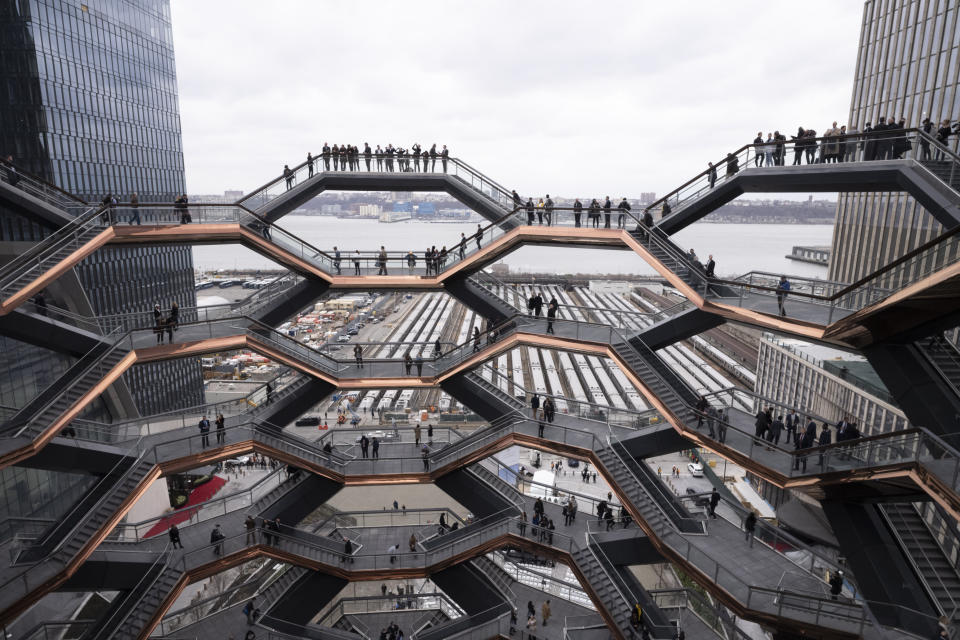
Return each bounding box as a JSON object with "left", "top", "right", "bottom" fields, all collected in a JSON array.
[
  {"left": 920, "top": 159, "right": 960, "bottom": 192},
  {"left": 882, "top": 503, "right": 960, "bottom": 621},
  {"left": 0, "top": 225, "right": 104, "bottom": 302}
]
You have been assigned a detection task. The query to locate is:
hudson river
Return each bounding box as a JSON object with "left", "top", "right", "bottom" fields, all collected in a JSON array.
[{"left": 193, "top": 217, "right": 833, "bottom": 279}]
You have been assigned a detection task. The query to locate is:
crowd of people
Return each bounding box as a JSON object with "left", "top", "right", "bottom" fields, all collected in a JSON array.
[{"left": 282, "top": 142, "right": 451, "bottom": 188}]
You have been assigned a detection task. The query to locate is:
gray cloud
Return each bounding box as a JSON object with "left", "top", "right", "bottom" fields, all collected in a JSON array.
[{"left": 171, "top": 0, "right": 865, "bottom": 197}]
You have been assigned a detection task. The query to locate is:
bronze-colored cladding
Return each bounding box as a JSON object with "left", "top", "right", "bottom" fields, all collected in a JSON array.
[
  {"left": 3, "top": 222, "right": 959, "bottom": 350},
  {"left": 111, "top": 224, "right": 627, "bottom": 290},
  {"left": 4, "top": 327, "right": 959, "bottom": 522},
  {"left": 0, "top": 227, "right": 115, "bottom": 315},
  {"left": 135, "top": 534, "right": 628, "bottom": 640}
]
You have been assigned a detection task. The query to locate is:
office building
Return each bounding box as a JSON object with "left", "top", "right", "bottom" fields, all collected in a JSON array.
[
  {"left": 829, "top": 0, "right": 960, "bottom": 284},
  {"left": 0, "top": 0, "right": 202, "bottom": 416},
  {"left": 754, "top": 335, "right": 909, "bottom": 436}
]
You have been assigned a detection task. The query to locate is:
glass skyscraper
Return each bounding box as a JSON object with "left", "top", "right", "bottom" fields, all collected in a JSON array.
[
  {"left": 829, "top": 0, "right": 960, "bottom": 284},
  {"left": 0, "top": 0, "right": 202, "bottom": 418}
]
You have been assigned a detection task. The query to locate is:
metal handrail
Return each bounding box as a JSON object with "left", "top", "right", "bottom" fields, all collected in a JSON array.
[{"left": 646, "top": 127, "right": 960, "bottom": 213}]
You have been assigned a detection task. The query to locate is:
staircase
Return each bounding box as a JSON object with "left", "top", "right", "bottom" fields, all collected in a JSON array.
[
  {"left": 447, "top": 276, "right": 519, "bottom": 325},
  {"left": 110, "top": 565, "right": 182, "bottom": 640},
  {"left": 882, "top": 503, "right": 960, "bottom": 620},
  {"left": 20, "top": 457, "right": 153, "bottom": 563},
  {"left": 0, "top": 216, "right": 105, "bottom": 305},
  {"left": 258, "top": 566, "right": 310, "bottom": 614},
  {"left": 919, "top": 159, "right": 960, "bottom": 192},
  {"left": 596, "top": 446, "right": 669, "bottom": 535},
  {"left": 249, "top": 470, "right": 312, "bottom": 515},
  {"left": 570, "top": 546, "right": 635, "bottom": 635},
  {"left": 611, "top": 338, "right": 698, "bottom": 422},
  {"left": 608, "top": 440, "right": 702, "bottom": 534},
  {"left": 468, "top": 463, "right": 523, "bottom": 506},
  {"left": 3, "top": 340, "right": 131, "bottom": 440},
  {"left": 919, "top": 339, "right": 960, "bottom": 395},
  {"left": 470, "top": 555, "right": 516, "bottom": 604}
]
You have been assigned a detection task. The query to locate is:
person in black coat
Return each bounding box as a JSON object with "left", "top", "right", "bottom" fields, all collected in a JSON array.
[
  {"left": 525, "top": 198, "right": 535, "bottom": 226},
  {"left": 602, "top": 196, "right": 612, "bottom": 228},
  {"left": 817, "top": 423, "right": 832, "bottom": 466},
  {"left": 704, "top": 255, "right": 716, "bottom": 278},
  {"left": 617, "top": 197, "right": 630, "bottom": 229},
  {"left": 708, "top": 488, "right": 720, "bottom": 519},
  {"left": 573, "top": 198, "right": 583, "bottom": 227},
  {"left": 795, "top": 421, "right": 817, "bottom": 471}
]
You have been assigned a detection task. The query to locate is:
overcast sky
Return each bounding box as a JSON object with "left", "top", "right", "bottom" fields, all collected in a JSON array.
[{"left": 170, "top": 1, "right": 866, "bottom": 198}]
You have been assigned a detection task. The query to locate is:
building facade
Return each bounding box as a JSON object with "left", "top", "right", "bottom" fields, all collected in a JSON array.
[
  {"left": 0, "top": 0, "right": 202, "bottom": 417},
  {"left": 829, "top": 0, "right": 960, "bottom": 284},
  {"left": 754, "top": 335, "right": 909, "bottom": 436}
]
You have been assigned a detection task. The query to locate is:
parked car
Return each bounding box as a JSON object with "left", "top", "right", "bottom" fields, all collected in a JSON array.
[{"left": 687, "top": 462, "right": 704, "bottom": 477}]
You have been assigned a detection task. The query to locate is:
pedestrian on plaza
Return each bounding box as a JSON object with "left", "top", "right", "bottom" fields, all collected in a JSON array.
[
  {"left": 776, "top": 275, "right": 791, "bottom": 316},
  {"left": 704, "top": 255, "right": 716, "bottom": 278},
  {"left": 421, "top": 445, "right": 430, "bottom": 470},
  {"left": 785, "top": 410, "right": 800, "bottom": 446},
  {"left": 414, "top": 423, "right": 422, "bottom": 445},
  {"left": 705, "top": 405, "right": 716, "bottom": 438},
  {"left": 589, "top": 198, "right": 601, "bottom": 228},
  {"left": 283, "top": 165, "right": 294, "bottom": 190},
  {"left": 530, "top": 394, "right": 540, "bottom": 419},
  {"left": 573, "top": 198, "right": 583, "bottom": 227},
  {"left": 518, "top": 510, "right": 528, "bottom": 535},
  {"left": 525, "top": 197, "right": 536, "bottom": 225},
  {"left": 409, "top": 533, "right": 417, "bottom": 552},
  {"left": 818, "top": 423, "right": 833, "bottom": 466},
  {"left": 388, "top": 542, "right": 399, "bottom": 563},
  {"left": 708, "top": 162, "right": 717, "bottom": 189},
  {"left": 427, "top": 423, "right": 433, "bottom": 444},
  {"left": 695, "top": 396, "right": 708, "bottom": 428},
  {"left": 617, "top": 197, "right": 630, "bottom": 228},
  {"left": 343, "top": 537, "right": 354, "bottom": 563},
  {"left": 403, "top": 351, "right": 413, "bottom": 375},
  {"left": 216, "top": 413, "right": 225, "bottom": 444},
  {"left": 474, "top": 223, "right": 483, "bottom": 250},
  {"left": 353, "top": 249, "right": 362, "bottom": 275},
  {"left": 769, "top": 415, "right": 784, "bottom": 445},
  {"left": 546, "top": 298, "right": 558, "bottom": 334},
  {"left": 603, "top": 196, "right": 612, "bottom": 228},
  {"left": 332, "top": 246, "right": 341, "bottom": 275},
  {"left": 829, "top": 571, "right": 844, "bottom": 600},
  {"left": 718, "top": 408, "right": 728, "bottom": 443},
  {"left": 360, "top": 434, "right": 369, "bottom": 459},
  {"left": 543, "top": 397, "right": 555, "bottom": 423},
  {"left": 198, "top": 415, "right": 211, "bottom": 448},
  {"left": 708, "top": 488, "right": 720, "bottom": 519},
  {"left": 243, "top": 600, "right": 257, "bottom": 625},
  {"left": 245, "top": 515, "right": 257, "bottom": 544},
  {"left": 211, "top": 524, "right": 225, "bottom": 555},
  {"left": 372, "top": 437, "right": 380, "bottom": 459},
  {"left": 377, "top": 246, "right": 388, "bottom": 275},
  {"left": 169, "top": 523, "right": 183, "bottom": 549},
  {"left": 744, "top": 511, "right": 757, "bottom": 547},
  {"left": 795, "top": 421, "right": 817, "bottom": 471},
  {"left": 128, "top": 192, "right": 141, "bottom": 225},
  {"left": 542, "top": 600, "right": 551, "bottom": 627},
  {"left": 415, "top": 353, "right": 423, "bottom": 376}
]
